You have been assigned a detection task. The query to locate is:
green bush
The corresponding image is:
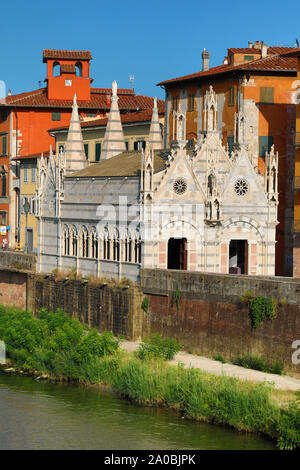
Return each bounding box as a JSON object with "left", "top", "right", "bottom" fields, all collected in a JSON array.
[
  {"left": 232, "top": 355, "right": 283, "bottom": 375},
  {"left": 0, "top": 305, "right": 120, "bottom": 378},
  {"left": 137, "top": 333, "right": 181, "bottom": 361},
  {"left": 241, "top": 292, "right": 277, "bottom": 329},
  {"left": 213, "top": 354, "right": 226, "bottom": 364}
]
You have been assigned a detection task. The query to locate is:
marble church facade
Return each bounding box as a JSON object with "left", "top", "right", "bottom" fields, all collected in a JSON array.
[{"left": 37, "top": 83, "right": 279, "bottom": 281}]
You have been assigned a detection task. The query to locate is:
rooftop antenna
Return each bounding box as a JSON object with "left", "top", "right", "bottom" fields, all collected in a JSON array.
[
  {"left": 129, "top": 74, "right": 135, "bottom": 91},
  {"left": 38, "top": 80, "right": 42, "bottom": 89},
  {"left": 296, "top": 38, "right": 299, "bottom": 47}
]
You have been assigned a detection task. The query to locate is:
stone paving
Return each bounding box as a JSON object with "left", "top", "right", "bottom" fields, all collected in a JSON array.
[{"left": 120, "top": 340, "right": 300, "bottom": 391}]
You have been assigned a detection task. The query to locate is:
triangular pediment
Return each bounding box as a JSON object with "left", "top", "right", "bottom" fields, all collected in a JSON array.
[
  {"left": 153, "top": 148, "right": 205, "bottom": 202},
  {"left": 222, "top": 149, "right": 267, "bottom": 205}
]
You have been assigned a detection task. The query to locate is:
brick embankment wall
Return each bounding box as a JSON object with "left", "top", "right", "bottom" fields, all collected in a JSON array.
[
  {"left": 31, "top": 277, "right": 145, "bottom": 340},
  {"left": 141, "top": 269, "right": 300, "bottom": 374},
  {"left": 0, "top": 271, "right": 28, "bottom": 310}
]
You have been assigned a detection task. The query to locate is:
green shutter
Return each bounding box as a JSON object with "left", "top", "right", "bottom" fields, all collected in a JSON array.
[
  {"left": 244, "top": 55, "right": 254, "bottom": 61},
  {"left": 259, "top": 136, "right": 274, "bottom": 157},
  {"left": 227, "top": 136, "right": 234, "bottom": 155},
  {"left": 84, "top": 144, "right": 89, "bottom": 159},
  {"left": 52, "top": 112, "right": 61, "bottom": 121},
  {"left": 260, "top": 87, "right": 274, "bottom": 104},
  {"left": 2, "top": 135, "right": 7, "bottom": 154},
  {"left": 95, "top": 143, "right": 101, "bottom": 161}
]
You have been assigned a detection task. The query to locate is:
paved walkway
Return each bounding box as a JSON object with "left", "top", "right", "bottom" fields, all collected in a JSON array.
[{"left": 120, "top": 340, "right": 300, "bottom": 391}]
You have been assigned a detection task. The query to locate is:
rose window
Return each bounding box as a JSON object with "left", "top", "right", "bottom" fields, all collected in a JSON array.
[
  {"left": 234, "top": 179, "right": 248, "bottom": 196},
  {"left": 173, "top": 178, "right": 187, "bottom": 195}
]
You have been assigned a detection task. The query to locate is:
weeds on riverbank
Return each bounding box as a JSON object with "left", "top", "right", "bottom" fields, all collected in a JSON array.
[
  {"left": 232, "top": 355, "right": 284, "bottom": 375},
  {"left": 136, "top": 333, "right": 181, "bottom": 361},
  {"left": 0, "top": 305, "right": 299, "bottom": 449}
]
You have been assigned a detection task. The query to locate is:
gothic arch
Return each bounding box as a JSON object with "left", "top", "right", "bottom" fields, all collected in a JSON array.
[
  {"left": 216, "top": 217, "right": 265, "bottom": 243},
  {"left": 53, "top": 61, "right": 61, "bottom": 77}
]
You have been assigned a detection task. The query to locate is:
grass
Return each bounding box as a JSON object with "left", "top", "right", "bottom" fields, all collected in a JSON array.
[
  {"left": 0, "top": 305, "right": 299, "bottom": 450},
  {"left": 232, "top": 355, "right": 284, "bottom": 375},
  {"left": 136, "top": 333, "right": 181, "bottom": 360}
]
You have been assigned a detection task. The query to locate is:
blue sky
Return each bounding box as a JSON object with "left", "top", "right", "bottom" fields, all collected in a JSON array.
[{"left": 1, "top": 0, "right": 299, "bottom": 100}]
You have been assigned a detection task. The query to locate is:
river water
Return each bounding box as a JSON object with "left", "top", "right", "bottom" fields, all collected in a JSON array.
[{"left": 0, "top": 372, "right": 276, "bottom": 450}]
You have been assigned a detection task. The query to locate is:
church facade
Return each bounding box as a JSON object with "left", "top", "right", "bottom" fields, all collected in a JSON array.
[{"left": 37, "top": 83, "right": 279, "bottom": 281}]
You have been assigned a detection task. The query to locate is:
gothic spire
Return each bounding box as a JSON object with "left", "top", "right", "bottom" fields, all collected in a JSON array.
[
  {"left": 65, "top": 94, "right": 88, "bottom": 173},
  {"left": 148, "top": 97, "right": 163, "bottom": 150},
  {"left": 101, "top": 80, "right": 126, "bottom": 160}
]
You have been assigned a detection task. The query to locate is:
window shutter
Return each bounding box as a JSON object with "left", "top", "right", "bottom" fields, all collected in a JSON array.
[
  {"left": 259, "top": 136, "right": 274, "bottom": 157},
  {"left": 52, "top": 112, "right": 61, "bottom": 121},
  {"left": 95, "top": 143, "right": 101, "bottom": 162},
  {"left": 2, "top": 135, "right": 7, "bottom": 155},
  {"left": 84, "top": 144, "right": 89, "bottom": 159},
  {"left": 260, "top": 87, "right": 274, "bottom": 104}
]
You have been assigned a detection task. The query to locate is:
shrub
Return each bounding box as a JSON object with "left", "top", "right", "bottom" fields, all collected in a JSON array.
[
  {"left": 232, "top": 355, "right": 283, "bottom": 375},
  {"left": 213, "top": 354, "right": 226, "bottom": 364},
  {"left": 137, "top": 333, "right": 181, "bottom": 361},
  {"left": 241, "top": 291, "right": 277, "bottom": 329}
]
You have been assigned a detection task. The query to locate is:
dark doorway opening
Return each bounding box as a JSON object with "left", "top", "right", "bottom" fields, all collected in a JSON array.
[
  {"left": 167, "top": 238, "right": 187, "bottom": 270},
  {"left": 229, "top": 240, "right": 248, "bottom": 274}
]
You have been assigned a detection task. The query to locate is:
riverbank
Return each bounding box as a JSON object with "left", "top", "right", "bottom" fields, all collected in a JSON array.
[{"left": 0, "top": 305, "right": 299, "bottom": 450}]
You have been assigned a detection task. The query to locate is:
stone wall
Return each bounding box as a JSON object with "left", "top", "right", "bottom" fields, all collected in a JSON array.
[
  {"left": 0, "top": 251, "right": 37, "bottom": 272},
  {"left": 0, "top": 265, "right": 299, "bottom": 374},
  {"left": 141, "top": 269, "right": 300, "bottom": 374},
  {"left": 31, "top": 277, "right": 145, "bottom": 340}
]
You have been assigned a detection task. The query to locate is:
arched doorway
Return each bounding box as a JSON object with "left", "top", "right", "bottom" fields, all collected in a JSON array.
[
  {"left": 167, "top": 238, "right": 187, "bottom": 270},
  {"left": 229, "top": 240, "right": 248, "bottom": 274}
]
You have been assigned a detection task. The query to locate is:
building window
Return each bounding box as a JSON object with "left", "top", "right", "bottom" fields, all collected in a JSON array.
[
  {"left": 0, "top": 212, "right": 7, "bottom": 224},
  {"left": 95, "top": 143, "right": 101, "bottom": 162},
  {"left": 24, "top": 164, "right": 28, "bottom": 183},
  {"left": 187, "top": 94, "right": 195, "bottom": 112},
  {"left": 244, "top": 55, "right": 254, "bottom": 61},
  {"left": 259, "top": 136, "right": 274, "bottom": 157},
  {"left": 134, "top": 140, "right": 146, "bottom": 151},
  {"left": 65, "top": 79, "right": 72, "bottom": 87},
  {"left": 31, "top": 197, "right": 36, "bottom": 215},
  {"left": 31, "top": 163, "right": 36, "bottom": 183},
  {"left": 84, "top": 144, "right": 89, "bottom": 159},
  {"left": 260, "top": 87, "right": 274, "bottom": 104},
  {"left": 1, "top": 111, "right": 8, "bottom": 122},
  {"left": 2, "top": 135, "right": 7, "bottom": 155},
  {"left": 52, "top": 112, "right": 61, "bottom": 121},
  {"left": 187, "top": 138, "right": 194, "bottom": 149},
  {"left": 1, "top": 172, "right": 7, "bottom": 196},
  {"left": 228, "top": 87, "right": 235, "bottom": 106},
  {"left": 58, "top": 145, "right": 65, "bottom": 153},
  {"left": 227, "top": 136, "right": 234, "bottom": 156},
  {"left": 125, "top": 141, "right": 129, "bottom": 151}
]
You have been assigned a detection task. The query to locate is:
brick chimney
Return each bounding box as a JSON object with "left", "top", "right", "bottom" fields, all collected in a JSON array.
[
  {"left": 202, "top": 49, "right": 210, "bottom": 72},
  {"left": 248, "top": 41, "right": 253, "bottom": 48}
]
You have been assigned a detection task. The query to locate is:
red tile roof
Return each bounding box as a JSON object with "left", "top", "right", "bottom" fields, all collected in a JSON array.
[
  {"left": 43, "top": 49, "right": 92, "bottom": 61},
  {"left": 60, "top": 64, "right": 76, "bottom": 74},
  {"left": 49, "top": 108, "right": 164, "bottom": 133},
  {"left": 0, "top": 88, "right": 165, "bottom": 114},
  {"left": 157, "top": 51, "right": 298, "bottom": 86},
  {"left": 228, "top": 48, "right": 262, "bottom": 54},
  {"left": 12, "top": 150, "right": 52, "bottom": 161}
]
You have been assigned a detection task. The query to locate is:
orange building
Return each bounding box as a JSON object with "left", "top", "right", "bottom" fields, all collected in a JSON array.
[
  {"left": 0, "top": 49, "right": 164, "bottom": 248},
  {"left": 157, "top": 41, "right": 298, "bottom": 276},
  {"left": 281, "top": 49, "right": 300, "bottom": 276}
]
